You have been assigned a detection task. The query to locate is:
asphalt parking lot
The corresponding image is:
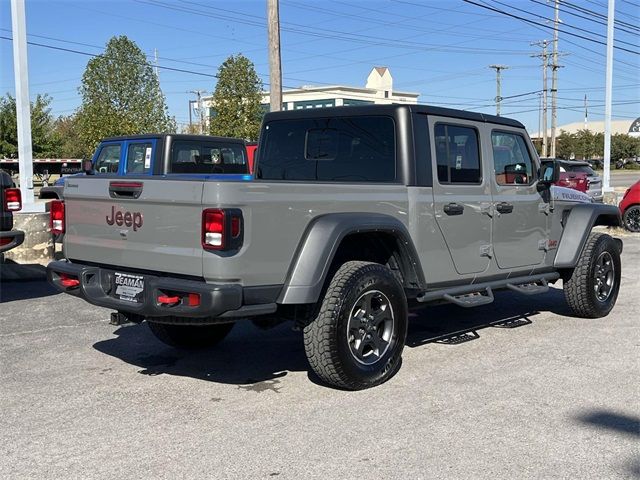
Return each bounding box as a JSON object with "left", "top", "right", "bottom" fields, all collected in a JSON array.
[{"left": 1, "top": 233, "right": 638, "bottom": 479}]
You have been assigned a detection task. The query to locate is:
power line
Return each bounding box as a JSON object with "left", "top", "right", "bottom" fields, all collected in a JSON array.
[{"left": 462, "top": 0, "right": 640, "bottom": 55}]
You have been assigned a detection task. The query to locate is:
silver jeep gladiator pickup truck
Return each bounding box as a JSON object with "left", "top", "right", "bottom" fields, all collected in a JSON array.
[{"left": 48, "top": 105, "right": 623, "bottom": 390}]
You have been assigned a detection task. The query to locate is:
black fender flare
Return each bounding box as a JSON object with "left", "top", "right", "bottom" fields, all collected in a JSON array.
[
  {"left": 277, "top": 213, "right": 425, "bottom": 304},
  {"left": 554, "top": 203, "right": 622, "bottom": 268}
]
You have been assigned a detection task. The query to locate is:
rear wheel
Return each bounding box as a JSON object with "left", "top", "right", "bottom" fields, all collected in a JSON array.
[
  {"left": 147, "top": 321, "right": 234, "bottom": 349},
  {"left": 623, "top": 205, "right": 640, "bottom": 232},
  {"left": 564, "top": 232, "right": 621, "bottom": 318},
  {"left": 303, "top": 261, "right": 408, "bottom": 390}
]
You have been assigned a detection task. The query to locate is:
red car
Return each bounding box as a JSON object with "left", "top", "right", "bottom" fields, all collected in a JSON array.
[{"left": 619, "top": 180, "right": 640, "bottom": 232}]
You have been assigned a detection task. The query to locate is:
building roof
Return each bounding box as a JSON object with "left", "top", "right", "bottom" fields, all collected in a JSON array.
[
  {"left": 531, "top": 119, "right": 637, "bottom": 137},
  {"left": 374, "top": 66, "right": 388, "bottom": 76},
  {"left": 274, "top": 84, "right": 419, "bottom": 98}
]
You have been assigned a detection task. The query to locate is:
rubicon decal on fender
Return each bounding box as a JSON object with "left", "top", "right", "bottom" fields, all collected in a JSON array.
[{"left": 106, "top": 206, "right": 143, "bottom": 231}]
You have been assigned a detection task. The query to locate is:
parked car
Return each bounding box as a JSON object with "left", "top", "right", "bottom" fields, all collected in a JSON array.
[
  {"left": 619, "top": 180, "right": 640, "bottom": 232},
  {"left": 0, "top": 169, "right": 24, "bottom": 255},
  {"left": 39, "top": 134, "right": 252, "bottom": 200},
  {"left": 555, "top": 160, "right": 603, "bottom": 202},
  {"left": 48, "top": 104, "right": 623, "bottom": 390}
]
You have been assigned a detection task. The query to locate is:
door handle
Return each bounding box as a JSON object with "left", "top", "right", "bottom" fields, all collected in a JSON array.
[
  {"left": 496, "top": 202, "right": 514, "bottom": 214},
  {"left": 443, "top": 202, "right": 464, "bottom": 216},
  {"left": 109, "top": 181, "right": 143, "bottom": 199}
]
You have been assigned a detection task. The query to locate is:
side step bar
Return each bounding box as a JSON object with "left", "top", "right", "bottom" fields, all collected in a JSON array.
[
  {"left": 443, "top": 287, "right": 494, "bottom": 308},
  {"left": 417, "top": 272, "right": 560, "bottom": 307},
  {"left": 506, "top": 279, "right": 549, "bottom": 296}
]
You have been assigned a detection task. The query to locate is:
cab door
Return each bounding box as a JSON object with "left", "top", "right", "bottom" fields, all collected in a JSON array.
[
  {"left": 122, "top": 139, "right": 156, "bottom": 175},
  {"left": 429, "top": 117, "right": 493, "bottom": 275},
  {"left": 489, "top": 129, "right": 548, "bottom": 269}
]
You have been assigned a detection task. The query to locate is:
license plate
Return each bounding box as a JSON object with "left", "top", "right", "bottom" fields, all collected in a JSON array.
[{"left": 114, "top": 272, "right": 144, "bottom": 303}]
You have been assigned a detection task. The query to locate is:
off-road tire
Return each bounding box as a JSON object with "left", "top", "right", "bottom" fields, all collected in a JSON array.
[
  {"left": 147, "top": 321, "right": 234, "bottom": 349},
  {"left": 564, "top": 232, "right": 621, "bottom": 318},
  {"left": 623, "top": 205, "right": 640, "bottom": 232},
  {"left": 303, "top": 261, "right": 408, "bottom": 390}
]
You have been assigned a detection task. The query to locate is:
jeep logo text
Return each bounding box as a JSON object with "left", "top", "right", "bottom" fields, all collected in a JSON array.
[{"left": 106, "top": 206, "right": 143, "bottom": 231}]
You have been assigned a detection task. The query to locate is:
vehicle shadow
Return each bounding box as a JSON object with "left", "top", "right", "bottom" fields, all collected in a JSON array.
[
  {"left": 93, "top": 287, "right": 573, "bottom": 388},
  {"left": 93, "top": 320, "right": 309, "bottom": 387},
  {"left": 574, "top": 410, "right": 640, "bottom": 438},
  {"left": 0, "top": 263, "right": 59, "bottom": 302},
  {"left": 406, "top": 287, "right": 571, "bottom": 347}
]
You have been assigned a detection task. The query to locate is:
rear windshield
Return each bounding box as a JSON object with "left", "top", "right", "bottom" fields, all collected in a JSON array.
[
  {"left": 169, "top": 141, "right": 248, "bottom": 174},
  {"left": 257, "top": 116, "right": 396, "bottom": 182},
  {"left": 561, "top": 164, "right": 595, "bottom": 176}
]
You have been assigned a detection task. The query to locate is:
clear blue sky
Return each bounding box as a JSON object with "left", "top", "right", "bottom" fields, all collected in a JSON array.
[{"left": 1, "top": 0, "right": 638, "bottom": 133}]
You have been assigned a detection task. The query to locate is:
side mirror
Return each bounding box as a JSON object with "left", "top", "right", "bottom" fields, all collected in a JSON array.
[
  {"left": 82, "top": 159, "right": 95, "bottom": 175},
  {"left": 537, "top": 159, "right": 559, "bottom": 191}
]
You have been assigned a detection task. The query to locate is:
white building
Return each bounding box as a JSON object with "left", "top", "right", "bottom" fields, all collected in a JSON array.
[{"left": 198, "top": 67, "right": 419, "bottom": 121}]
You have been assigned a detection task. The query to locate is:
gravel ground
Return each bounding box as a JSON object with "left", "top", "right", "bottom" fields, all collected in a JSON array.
[{"left": 1, "top": 234, "right": 638, "bottom": 479}]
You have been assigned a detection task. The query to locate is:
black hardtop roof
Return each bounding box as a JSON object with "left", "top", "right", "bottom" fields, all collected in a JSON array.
[
  {"left": 262, "top": 104, "right": 525, "bottom": 129},
  {"left": 100, "top": 133, "right": 246, "bottom": 144}
]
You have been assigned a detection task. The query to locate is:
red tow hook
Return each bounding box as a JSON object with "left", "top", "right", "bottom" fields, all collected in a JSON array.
[
  {"left": 59, "top": 274, "right": 80, "bottom": 288},
  {"left": 158, "top": 295, "right": 180, "bottom": 305}
]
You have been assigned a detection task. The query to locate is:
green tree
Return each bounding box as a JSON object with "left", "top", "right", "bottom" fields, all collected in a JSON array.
[
  {"left": 53, "top": 114, "right": 86, "bottom": 158},
  {"left": 555, "top": 130, "right": 575, "bottom": 159},
  {"left": 574, "top": 129, "right": 597, "bottom": 160},
  {"left": 209, "top": 54, "right": 263, "bottom": 141},
  {"left": 0, "top": 93, "right": 61, "bottom": 158},
  {"left": 611, "top": 133, "right": 640, "bottom": 162},
  {"left": 77, "top": 36, "right": 175, "bottom": 154}
]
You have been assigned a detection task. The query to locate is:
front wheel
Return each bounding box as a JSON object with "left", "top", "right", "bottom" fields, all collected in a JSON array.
[
  {"left": 147, "top": 321, "right": 234, "bottom": 349},
  {"left": 623, "top": 206, "right": 640, "bottom": 232},
  {"left": 564, "top": 232, "right": 621, "bottom": 318},
  {"left": 303, "top": 261, "right": 408, "bottom": 390}
]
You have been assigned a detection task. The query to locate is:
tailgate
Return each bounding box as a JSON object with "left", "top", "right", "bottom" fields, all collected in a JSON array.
[{"left": 63, "top": 177, "right": 205, "bottom": 277}]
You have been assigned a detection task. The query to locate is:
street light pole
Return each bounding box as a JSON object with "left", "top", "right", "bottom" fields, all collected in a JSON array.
[
  {"left": 603, "top": 0, "right": 615, "bottom": 193},
  {"left": 10, "top": 0, "right": 35, "bottom": 209}
]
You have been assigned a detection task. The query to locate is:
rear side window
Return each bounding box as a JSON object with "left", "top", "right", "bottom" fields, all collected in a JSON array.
[
  {"left": 564, "top": 164, "right": 595, "bottom": 176},
  {"left": 169, "top": 141, "right": 248, "bottom": 174},
  {"left": 257, "top": 116, "right": 396, "bottom": 182},
  {"left": 434, "top": 124, "right": 481, "bottom": 184},
  {"left": 491, "top": 131, "right": 534, "bottom": 185},
  {"left": 126, "top": 142, "right": 153, "bottom": 174},
  {"left": 94, "top": 144, "right": 121, "bottom": 174}
]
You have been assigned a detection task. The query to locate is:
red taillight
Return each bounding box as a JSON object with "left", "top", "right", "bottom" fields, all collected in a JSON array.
[
  {"left": 202, "top": 209, "right": 225, "bottom": 250},
  {"left": 158, "top": 295, "right": 180, "bottom": 305},
  {"left": 4, "top": 188, "right": 21, "bottom": 212},
  {"left": 202, "top": 208, "right": 243, "bottom": 251},
  {"left": 50, "top": 200, "right": 65, "bottom": 235}
]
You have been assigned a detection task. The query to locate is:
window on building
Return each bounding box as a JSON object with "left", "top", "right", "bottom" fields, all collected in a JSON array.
[
  {"left": 257, "top": 116, "right": 396, "bottom": 182},
  {"left": 343, "top": 99, "right": 375, "bottom": 107},
  {"left": 434, "top": 124, "right": 481, "bottom": 184},
  {"left": 384, "top": 91, "right": 389, "bottom": 98},
  {"left": 293, "top": 99, "right": 336, "bottom": 109},
  {"left": 491, "top": 131, "right": 534, "bottom": 185}
]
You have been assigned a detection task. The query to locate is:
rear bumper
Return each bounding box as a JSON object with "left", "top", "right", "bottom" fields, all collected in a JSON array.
[
  {"left": 47, "top": 260, "right": 277, "bottom": 320},
  {"left": 0, "top": 229, "right": 25, "bottom": 253}
]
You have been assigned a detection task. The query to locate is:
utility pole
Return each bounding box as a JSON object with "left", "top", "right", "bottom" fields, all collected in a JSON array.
[
  {"left": 189, "top": 90, "right": 207, "bottom": 134},
  {"left": 532, "top": 40, "right": 549, "bottom": 157},
  {"left": 584, "top": 94, "right": 588, "bottom": 131},
  {"left": 10, "top": 0, "right": 35, "bottom": 209},
  {"left": 154, "top": 48, "right": 159, "bottom": 81},
  {"left": 267, "top": 0, "right": 282, "bottom": 112},
  {"left": 188, "top": 100, "right": 193, "bottom": 132},
  {"left": 603, "top": 0, "right": 615, "bottom": 192},
  {"left": 489, "top": 65, "right": 508, "bottom": 116},
  {"left": 550, "top": 0, "right": 560, "bottom": 158}
]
